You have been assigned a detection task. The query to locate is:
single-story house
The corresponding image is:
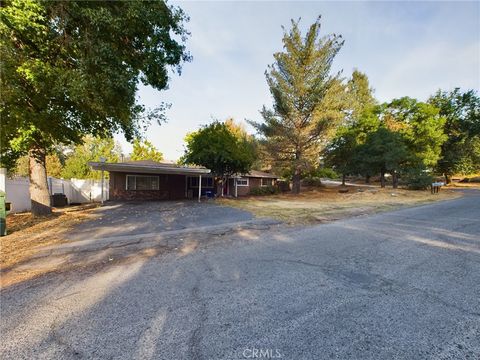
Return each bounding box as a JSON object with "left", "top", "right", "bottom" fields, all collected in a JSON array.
[
  {"left": 89, "top": 160, "right": 279, "bottom": 201},
  {"left": 226, "top": 170, "right": 279, "bottom": 197}
]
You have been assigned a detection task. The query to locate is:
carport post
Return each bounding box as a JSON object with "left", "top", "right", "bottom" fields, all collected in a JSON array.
[
  {"left": 100, "top": 157, "right": 106, "bottom": 204},
  {"left": 235, "top": 178, "right": 238, "bottom": 198},
  {"left": 185, "top": 176, "right": 188, "bottom": 198},
  {"left": 100, "top": 170, "right": 104, "bottom": 204},
  {"left": 198, "top": 175, "right": 202, "bottom": 202}
]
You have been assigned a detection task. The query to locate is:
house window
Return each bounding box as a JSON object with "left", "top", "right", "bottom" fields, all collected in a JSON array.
[
  {"left": 189, "top": 177, "right": 214, "bottom": 188},
  {"left": 261, "top": 178, "right": 273, "bottom": 187},
  {"left": 236, "top": 178, "right": 249, "bottom": 186},
  {"left": 126, "top": 175, "right": 159, "bottom": 190}
]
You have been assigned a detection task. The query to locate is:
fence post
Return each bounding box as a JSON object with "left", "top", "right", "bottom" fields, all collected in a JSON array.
[{"left": 48, "top": 177, "right": 53, "bottom": 195}]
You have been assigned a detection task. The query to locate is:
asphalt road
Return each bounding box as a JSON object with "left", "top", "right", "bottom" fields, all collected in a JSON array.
[{"left": 1, "top": 191, "right": 479, "bottom": 359}]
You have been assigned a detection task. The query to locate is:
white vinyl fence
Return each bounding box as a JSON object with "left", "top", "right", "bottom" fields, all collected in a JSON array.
[
  {"left": 5, "top": 176, "right": 109, "bottom": 213},
  {"left": 5, "top": 177, "right": 31, "bottom": 214}
]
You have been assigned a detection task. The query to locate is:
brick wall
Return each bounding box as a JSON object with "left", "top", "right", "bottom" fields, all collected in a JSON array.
[
  {"left": 109, "top": 172, "right": 186, "bottom": 201},
  {"left": 228, "top": 177, "right": 277, "bottom": 196}
]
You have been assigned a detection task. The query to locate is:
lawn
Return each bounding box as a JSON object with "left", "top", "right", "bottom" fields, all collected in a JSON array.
[{"left": 218, "top": 184, "right": 462, "bottom": 225}]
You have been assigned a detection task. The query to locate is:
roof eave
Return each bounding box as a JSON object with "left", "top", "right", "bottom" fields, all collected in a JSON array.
[{"left": 88, "top": 162, "right": 211, "bottom": 175}]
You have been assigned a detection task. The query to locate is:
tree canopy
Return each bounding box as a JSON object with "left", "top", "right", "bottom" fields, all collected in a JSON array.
[
  {"left": 14, "top": 153, "right": 63, "bottom": 178},
  {"left": 354, "top": 127, "right": 409, "bottom": 188},
  {"left": 381, "top": 97, "right": 446, "bottom": 169},
  {"left": 325, "top": 93, "right": 449, "bottom": 188},
  {"left": 250, "top": 17, "right": 347, "bottom": 193},
  {"left": 61, "top": 136, "right": 121, "bottom": 180},
  {"left": 346, "top": 69, "right": 376, "bottom": 122},
  {"left": 0, "top": 0, "right": 190, "bottom": 214},
  {"left": 429, "top": 89, "right": 480, "bottom": 182},
  {"left": 183, "top": 121, "right": 256, "bottom": 186},
  {"left": 324, "top": 71, "right": 378, "bottom": 184},
  {"left": 130, "top": 139, "right": 164, "bottom": 162}
]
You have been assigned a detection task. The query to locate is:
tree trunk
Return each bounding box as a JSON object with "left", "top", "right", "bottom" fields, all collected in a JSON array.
[
  {"left": 380, "top": 171, "right": 386, "bottom": 188},
  {"left": 292, "top": 151, "right": 302, "bottom": 194},
  {"left": 392, "top": 171, "right": 398, "bottom": 189},
  {"left": 342, "top": 173, "right": 346, "bottom": 186},
  {"left": 29, "top": 146, "right": 52, "bottom": 216},
  {"left": 292, "top": 167, "right": 301, "bottom": 194},
  {"left": 365, "top": 175, "right": 370, "bottom": 184},
  {"left": 444, "top": 173, "right": 451, "bottom": 184}
]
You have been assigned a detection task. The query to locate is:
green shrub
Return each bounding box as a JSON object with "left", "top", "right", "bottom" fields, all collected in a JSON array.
[
  {"left": 301, "top": 177, "right": 323, "bottom": 187},
  {"left": 249, "top": 186, "right": 279, "bottom": 196},
  {"left": 316, "top": 167, "right": 339, "bottom": 179},
  {"left": 403, "top": 169, "right": 433, "bottom": 190},
  {"left": 304, "top": 167, "right": 339, "bottom": 180}
]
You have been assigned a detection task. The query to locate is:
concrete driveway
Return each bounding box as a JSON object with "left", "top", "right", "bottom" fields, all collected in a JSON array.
[
  {"left": 68, "top": 200, "right": 255, "bottom": 241},
  {"left": 1, "top": 191, "right": 479, "bottom": 359}
]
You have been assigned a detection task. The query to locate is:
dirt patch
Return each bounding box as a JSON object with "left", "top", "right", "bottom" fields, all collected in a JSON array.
[
  {"left": 1, "top": 244, "right": 168, "bottom": 289},
  {"left": 0, "top": 218, "right": 277, "bottom": 289},
  {"left": 1, "top": 204, "right": 100, "bottom": 276},
  {"left": 218, "top": 185, "right": 462, "bottom": 225}
]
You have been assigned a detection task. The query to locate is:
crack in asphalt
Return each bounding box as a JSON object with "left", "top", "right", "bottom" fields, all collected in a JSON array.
[
  {"left": 187, "top": 255, "right": 213, "bottom": 360},
  {"left": 48, "top": 304, "right": 84, "bottom": 359},
  {"left": 258, "top": 256, "right": 480, "bottom": 319}
]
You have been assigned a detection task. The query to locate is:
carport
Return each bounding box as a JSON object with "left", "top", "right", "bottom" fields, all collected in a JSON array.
[{"left": 89, "top": 160, "right": 212, "bottom": 202}]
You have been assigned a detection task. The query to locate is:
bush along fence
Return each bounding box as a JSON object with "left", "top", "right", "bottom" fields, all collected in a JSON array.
[{"left": 5, "top": 177, "right": 108, "bottom": 213}]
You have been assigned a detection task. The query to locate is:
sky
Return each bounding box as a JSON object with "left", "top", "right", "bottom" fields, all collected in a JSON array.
[{"left": 115, "top": 0, "right": 480, "bottom": 161}]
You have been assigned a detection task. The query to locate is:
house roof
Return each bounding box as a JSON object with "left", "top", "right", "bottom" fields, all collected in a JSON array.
[
  {"left": 89, "top": 160, "right": 211, "bottom": 176},
  {"left": 89, "top": 160, "right": 279, "bottom": 178},
  {"left": 242, "top": 170, "right": 280, "bottom": 179}
]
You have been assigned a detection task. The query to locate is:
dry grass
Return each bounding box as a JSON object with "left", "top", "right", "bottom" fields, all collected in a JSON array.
[
  {"left": 1, "top": 204, "right": 100, "bottom": 272},
  {"left": 218, "top": 185, "right": 462, "bottom": 225},
  {"left": 448, "top": 174, "right": 480, "bottom": 188},
  {"left": 448, "top": 183, "right": 480, "bottom": 189}
]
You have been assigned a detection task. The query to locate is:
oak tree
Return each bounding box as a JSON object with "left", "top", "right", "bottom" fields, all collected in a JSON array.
[
  {"left": 0, "top": 0, "right": 190, "bottom": 215},
  {"left": 183, "top": 121, "right": 256, "bottom": 195},
  {"left": 381, "top": 97, "right": 447, "bottom": 170}
]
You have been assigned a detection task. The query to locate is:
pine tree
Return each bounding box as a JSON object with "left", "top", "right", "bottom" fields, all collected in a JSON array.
[{"left": 250, "top": 17, "right": 347, "bottom": 194}]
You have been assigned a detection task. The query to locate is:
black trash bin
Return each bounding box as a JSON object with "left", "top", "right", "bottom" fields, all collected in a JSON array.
[{"left": 51, "top": 193, "right": 68, "bottom": 207}]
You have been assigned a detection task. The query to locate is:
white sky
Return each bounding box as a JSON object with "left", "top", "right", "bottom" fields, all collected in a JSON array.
[{"left": 115, "top": 1, "right": 480, "bottom": 161}]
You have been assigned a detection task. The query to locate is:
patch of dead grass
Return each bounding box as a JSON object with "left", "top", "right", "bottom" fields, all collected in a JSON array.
[
  {"left": 447, "top": 182, "right": 480, "bottom": 189},
  {"left": 219, "top": 185, "right": 462, "bottom": 225},
  {"left": 1, "top": 204, "right": 100, "bottom": 272}
]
